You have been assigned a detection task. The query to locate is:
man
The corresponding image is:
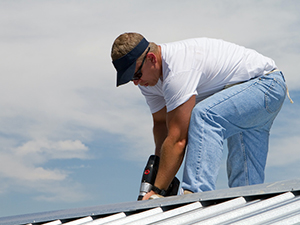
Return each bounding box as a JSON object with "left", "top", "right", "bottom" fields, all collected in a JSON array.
[{"left": 111, "top": 32, "right": 288, "bottom": 200}]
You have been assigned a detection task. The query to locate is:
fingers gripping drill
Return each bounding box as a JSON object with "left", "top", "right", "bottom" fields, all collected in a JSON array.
[{"left": 137, "top": 155, "right": 180, "bottom": 200}]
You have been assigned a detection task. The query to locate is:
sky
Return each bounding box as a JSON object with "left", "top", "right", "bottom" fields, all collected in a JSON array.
[{"left": 0, "top": 0, "right": 300, "bottom": 218}]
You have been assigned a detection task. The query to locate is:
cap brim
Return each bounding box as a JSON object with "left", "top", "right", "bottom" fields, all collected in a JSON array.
[
  {"left": 112, "top": 37, "right": 149, "bottom": 87},
  {"left": 116, "top": 61, "right": 137, "bottom": 86}
]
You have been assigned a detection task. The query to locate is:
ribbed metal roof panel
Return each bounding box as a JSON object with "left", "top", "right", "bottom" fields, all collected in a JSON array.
[
  {"left": 1, "top": 179, "right": 300, "bottom": 225},
  {"left": 229, "top": 195, "right": 300, "bottom": 225},
  {"left": 129, "top": 201, "right": 202, "bottom": 225},
  {"left": 155, "top": 197, "right": 247, "bottom": 225},
  {"left": 103, "top": 207, "right": 163, "bottom": 225},
  {"left": 194, "top": 191, "right": 295, "bottom": 225},
  {"left": 269, "top": 213, "right": 300, "bottom": 225},
  {"left": 63, "top": 216, "right": 93, "bottom": 225},
  {"left": 83, "top": 212, "right": 125, "bottom": 225}
]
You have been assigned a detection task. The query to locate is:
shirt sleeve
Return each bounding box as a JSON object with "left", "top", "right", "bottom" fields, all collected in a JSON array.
[
  {"left": 139, "top": 84, "right": 166, "bottom": 114},
  {"left": 163, "top": 70, "right": 199, "bottom": 112}
]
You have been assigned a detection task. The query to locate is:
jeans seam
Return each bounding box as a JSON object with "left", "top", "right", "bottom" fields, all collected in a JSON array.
[
  {"left": 264, "top": 79, "right": 274, "bottom": 114},
  {"left": 274, "top": 77, "right": 286, "bottom": 91},
  {"left": 264, "top": 77, "right": 286, "bottom": 114},
  {"left": 195, "top": 112, "right": 204, "bottom": 179},
  {"left": 240, "top": 132, "right": 249, "bottom": 186}
]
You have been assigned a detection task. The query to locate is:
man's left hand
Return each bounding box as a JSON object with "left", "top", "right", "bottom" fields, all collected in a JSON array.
[{"left": 142, "top": 190, "right": 156, "bottom": 200}]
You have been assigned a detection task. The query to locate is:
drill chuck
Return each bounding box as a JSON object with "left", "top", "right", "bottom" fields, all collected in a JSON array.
[{"left": 137, "top": 182, "right": 153, "bottom": 200}]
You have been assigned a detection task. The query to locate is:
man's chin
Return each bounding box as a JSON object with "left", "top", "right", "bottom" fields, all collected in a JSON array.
[
  {"left": 148, "top": 82, "right": 159, "bottom": 87},
  {"left": 141, "top": 82, "right": 150, "bottom": 87},
  {"left": 141, "top": 81, "right": 157, "bottom": 87}
]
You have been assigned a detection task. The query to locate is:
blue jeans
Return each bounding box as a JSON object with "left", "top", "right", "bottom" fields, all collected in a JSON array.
[{"left": 182, "top": 71, "right": 286, "bottom": 193}]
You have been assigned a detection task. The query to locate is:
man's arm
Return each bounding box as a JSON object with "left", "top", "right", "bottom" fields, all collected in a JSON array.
[
  {"left": 143, "top": 95, "right": 196, "bottom": 199},
  {"left": 152, "top": 106, "right": 167, "bottom": 156}
]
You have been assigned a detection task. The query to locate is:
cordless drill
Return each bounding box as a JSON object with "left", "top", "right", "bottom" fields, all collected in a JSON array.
[{"left": 137, "top": 155, "right": 180, "bottom": 200}]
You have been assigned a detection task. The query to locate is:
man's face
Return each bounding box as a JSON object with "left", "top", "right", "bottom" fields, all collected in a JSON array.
[{"left": 132, "top": 52, "right": 161, "bottom": 87}]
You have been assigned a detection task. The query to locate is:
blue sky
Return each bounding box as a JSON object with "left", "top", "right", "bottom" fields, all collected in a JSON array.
[{"left": 0, "top": 0, "right": 300, "bottom": 218}]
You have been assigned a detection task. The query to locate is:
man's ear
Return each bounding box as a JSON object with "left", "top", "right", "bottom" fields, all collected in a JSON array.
[{"left": 147, "top": 52, "right": 157, "bottom": 63}]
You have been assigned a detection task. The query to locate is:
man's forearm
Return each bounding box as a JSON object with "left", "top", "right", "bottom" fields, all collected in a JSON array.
[
  {"left": 143, "top": 96, "right": 195, "bottom": 199},
  {"left": 152, "top": 107, "right": 168, "bottom": 156},
  {"left": 153, "top": 121, "right": 168, "bottom": 156},
  {"left": 152, "top": 96, "right": 195, "bottom": 192},
  {"left": 153, "top": 136, "right": 186, "bottom": 190}
]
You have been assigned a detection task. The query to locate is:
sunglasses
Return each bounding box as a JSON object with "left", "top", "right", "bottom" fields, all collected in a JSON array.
[{"left": 132, "top": 47, "right": 150, "bottom": 81}]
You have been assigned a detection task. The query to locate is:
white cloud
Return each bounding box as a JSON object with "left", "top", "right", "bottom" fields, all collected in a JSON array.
[
  {"left": 14, "top": 140, "right": 88, "bottom": 163},
  {"left": 0, "top": 139, "right": 89, "bottom": 201}
]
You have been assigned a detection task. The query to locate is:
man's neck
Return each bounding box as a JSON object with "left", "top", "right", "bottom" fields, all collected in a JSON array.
[{"left": 157, "top": 45, "right": 163, "bottom": 78}]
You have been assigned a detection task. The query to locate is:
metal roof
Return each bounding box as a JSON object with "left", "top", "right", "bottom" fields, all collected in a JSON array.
[{"left": 1, "top": 179, "right": 300, "bottom": 225}]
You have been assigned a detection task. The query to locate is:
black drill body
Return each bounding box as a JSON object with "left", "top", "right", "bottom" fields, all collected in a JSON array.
[{"left": 137, "top": 155, "right": 180, "bottom": 200}]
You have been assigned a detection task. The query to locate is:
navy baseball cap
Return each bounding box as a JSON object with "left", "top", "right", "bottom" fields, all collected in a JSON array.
[{"left": 112, "top": 38, "right": 149, "bottom": 86}]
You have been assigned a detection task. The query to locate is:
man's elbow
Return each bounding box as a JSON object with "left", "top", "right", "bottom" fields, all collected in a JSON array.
[
  {"left": 166, "top": 136, "right": 187, "bottom": 156},
  {"left": 176, "top": 138, "right": 187, "bottom": 150}
]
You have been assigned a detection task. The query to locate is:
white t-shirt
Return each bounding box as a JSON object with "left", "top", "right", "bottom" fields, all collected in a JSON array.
[{"left": 139, "top": 38, "right": 276, "bottom": 113}]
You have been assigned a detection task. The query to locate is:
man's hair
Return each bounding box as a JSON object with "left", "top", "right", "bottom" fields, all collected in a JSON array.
[{"left": 111, "top": 32, "right": 159, "bottom": 63}]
